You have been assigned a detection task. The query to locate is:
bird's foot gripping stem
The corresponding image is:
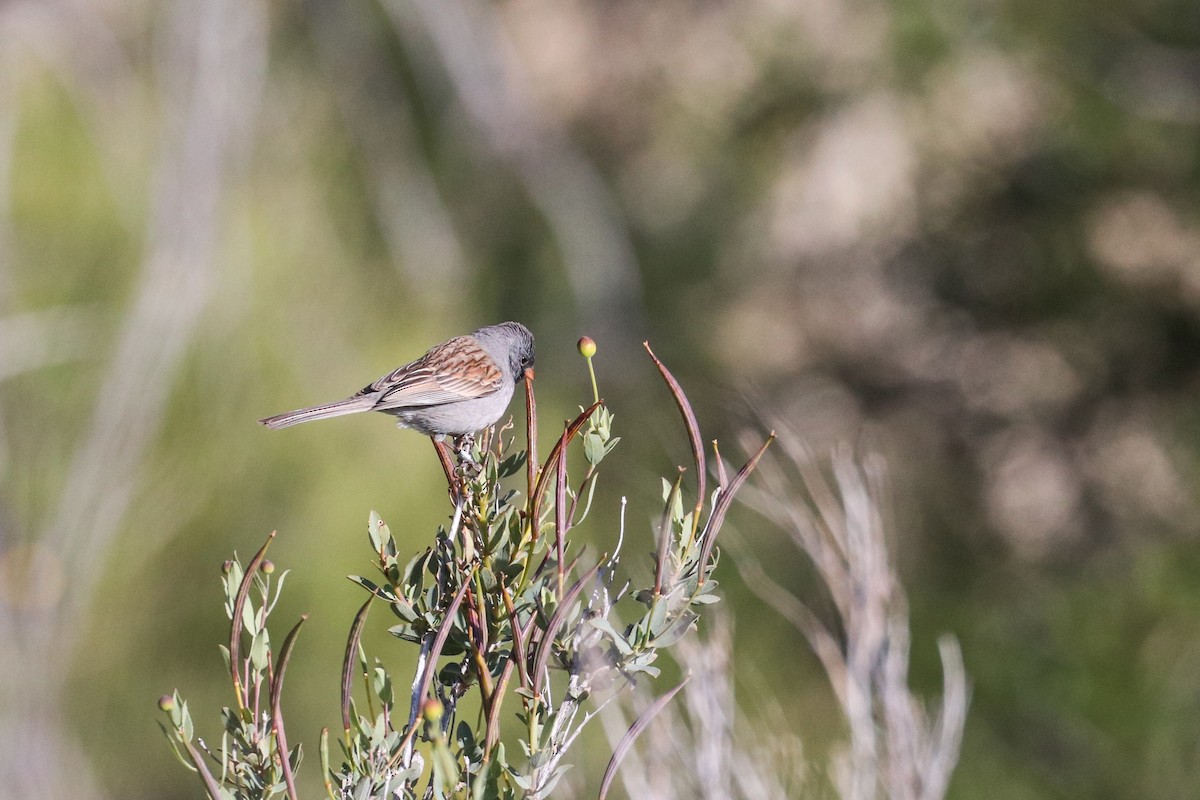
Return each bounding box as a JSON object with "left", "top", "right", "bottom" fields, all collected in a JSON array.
[{"left": 451, "top": 433, "right": 474, "bottom": 464}]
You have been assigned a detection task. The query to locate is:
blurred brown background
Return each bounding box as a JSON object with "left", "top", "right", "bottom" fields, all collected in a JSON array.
[{"left": 3, "top": 0, "right": 1200, "bottom": 797}]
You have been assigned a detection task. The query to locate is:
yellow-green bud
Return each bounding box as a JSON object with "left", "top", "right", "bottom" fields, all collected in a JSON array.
[
  {"left": 261, "top": 559, "right": 275, "bottom": 575},
  {"left": 221, "top": 560, "right": 234, "bottom": 574},
  {"left": 158, "top": 694, "right": 175, "bottom": 712},
  {"left": 577, "top": 336, "right": 597, "bottom": 358},
  {"left": 423, "top": 697, "right": 444, "bottom": 723}
]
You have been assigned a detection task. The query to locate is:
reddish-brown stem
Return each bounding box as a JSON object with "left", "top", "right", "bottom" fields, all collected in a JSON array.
[
  {"left": 464, "top": 586, "right": 494, "bottom": 702},
  {"left": 501, "top": 587, "right": 530, "bottom": 690},
  {"left": 431, "top": 438, "right": 460, "bottom": 500},
  {"left": 554, "top": 427, "right": 569, "bottom": 597},
  {"left": 531, "top": 560, "right": 603, "bottom": 701},
  {"left": 528, "top": 402, "right": 601, "bottom": 532},
  {"left": 524, "top": 371, "right": 538, "bottom": 502},
  {"left": 341, "top": 599, "right": 372, "bottom": 737},
  {"left": 484, "top": 658, "right": 516, "bottom": 760},
  {"left": 271, "top": 614, "right": 308, "bottom": 800},
  {"left": 230, "top": 531, "right": 276, "bottom": 711},
  {"left": 566, "top": 465, "right": 597, "bottom": 523},
  {"left": 180, "top": 738, "right": 223, "bottom": 800},
  {"left": 392, "top": 581, "right": 471, "bottom": 763},
  {"left": 697, "top": 433, "right": 775, "bottom": 585},
  {"left": 712, "top": 439, "right": 728, "bottom": 489},
  {"left": 598, "top": 677, "right": 690, "bottom": 800},
  {"left": 644, "top": 342, "right": 706, "bottom": 538}
]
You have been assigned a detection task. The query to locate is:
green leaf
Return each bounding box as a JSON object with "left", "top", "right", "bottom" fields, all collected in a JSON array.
[
  {"left": 180, "top": 700, "right": 193, "bottom": 742},
  {"left": 224, "top": 560, "right": 243, "bottom": 598},
  {"left": 250, "top": 629, "right": 270, "bottom": 673},
  {"left": 624, "top": 663, "right": 662, "bottom": 678},
  {"left": 648, "top": 599, "right": 669, "bottom": 637},
  {"left": 653, "top": 610, "right": 698, "bottom": 647},
  {"left": 372, "top": 667, "right": 393, "bottom": 706},
  {"left": 368, "top": 510, "right": 385, "bottom": 553},
  {"left": 456, "top": 721, "right": 476, "bottom": 752},
  {"left": 497, "top": 450, "right": 527, "bottom": 478},
  {"left": 387, "top": 623, "right": 420, "bottom": 643},
  {"left": 158, "top": 723, "right": 197, "bottom": 771},
  {"left": 539, "top": 764, "right": 572, "bottom": 796},
  {"left": 347, "top": 575, "right": 380, "bottom": 595},
  {"left": 583, "top": 431, "right": 606, "bottom": 465},
  {"left": 391, "top": 599, "right": 418, "bottom": 622},
  {"left": 588, "top": 617, "right": 634, "bottom": 655},
  {"left": 480, "top": 566, "right": 497, "bottom": 591},
  {"left": 241, "top": 596, "right": 258, "bottom": 635}
]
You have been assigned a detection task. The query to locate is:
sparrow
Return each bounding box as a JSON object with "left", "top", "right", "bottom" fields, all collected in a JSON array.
[{"left": 258, "top": 322, "right": 535, "bottom": 439}]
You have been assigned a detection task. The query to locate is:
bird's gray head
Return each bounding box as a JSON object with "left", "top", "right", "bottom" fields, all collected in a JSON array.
[{"left": 475, "top": 321, "right": 535, "bottom": 383}]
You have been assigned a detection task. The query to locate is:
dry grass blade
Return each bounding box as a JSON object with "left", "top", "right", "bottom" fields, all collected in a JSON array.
[
  {"left": 230, "top": 530, "right": 276, "bottom": 710},
  {"left": 597, "top": 676, "right": 691, "bottom": 800},
  {"left": 531, "top": 560, "right": 603, "bottom": 700},
  {"left": 341, "top": 599, "right": 373, "bottom": 735},
  {"left": 644, "top": 342, "right": 706, "bottom": 533},
  {"left": 726, "top": 534, "right": 849, "bottom": 707},
  {"left": 698, "top": 433, "right": 774, "bottom": 585},
  {"left": 271, "top": 614, "right": 309, "bottom": 800}
]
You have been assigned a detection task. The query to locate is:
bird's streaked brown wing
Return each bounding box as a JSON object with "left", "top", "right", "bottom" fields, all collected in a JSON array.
[{"left": 363, "top": 335, "right": 504, "bottom": 410}]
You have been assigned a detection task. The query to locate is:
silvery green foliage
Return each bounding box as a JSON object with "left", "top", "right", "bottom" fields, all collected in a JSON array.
[
  {"left": 161, "top": 346, "right": 772, "bottom": 800},
  {"left": 159, "top": 550, "right": 303, "bottom": 800}
]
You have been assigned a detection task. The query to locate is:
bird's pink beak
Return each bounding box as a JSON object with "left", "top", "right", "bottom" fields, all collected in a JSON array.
[{"left": 523, "top": 367, "right": 536, "bottom": 381}]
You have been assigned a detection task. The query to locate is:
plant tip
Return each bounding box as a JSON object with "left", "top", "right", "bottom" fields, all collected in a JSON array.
[
  {"left": 577, "top": 336, "right": 597, "bottom": 358},
  {"left": 221, "top": 560, "right": 233, "bottom": 574},
  {"left": 157, "top": 694, "right": 175, "bottom": 712},
  {"left": 261, "top": 559, "right": 275, "bottom": 574},
  {"left": 423, "top": 697, "right": 444, "bottom": 722}
]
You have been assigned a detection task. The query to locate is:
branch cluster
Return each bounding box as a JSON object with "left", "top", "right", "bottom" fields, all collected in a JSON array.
[{"left": 159, "top": 341, "right": 772, "bottom": 800}]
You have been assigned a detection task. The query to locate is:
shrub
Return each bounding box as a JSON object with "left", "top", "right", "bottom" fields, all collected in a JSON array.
[{"left": 159, "top": 338, "right": 772, "bottom": 800}]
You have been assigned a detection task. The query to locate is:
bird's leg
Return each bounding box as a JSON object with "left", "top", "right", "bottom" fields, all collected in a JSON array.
[{"left": 431, "top": 437, "right": 461, "bottom": 502}]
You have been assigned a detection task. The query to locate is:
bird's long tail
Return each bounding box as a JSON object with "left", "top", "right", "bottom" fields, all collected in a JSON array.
[{"left": 258, "top": 395, "right": 377, "bottom": 429}]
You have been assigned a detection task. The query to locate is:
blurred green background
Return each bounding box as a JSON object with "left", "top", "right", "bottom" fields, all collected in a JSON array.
[{"left": 4, "top": 0, "right": 1200, "bottom": 797}]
